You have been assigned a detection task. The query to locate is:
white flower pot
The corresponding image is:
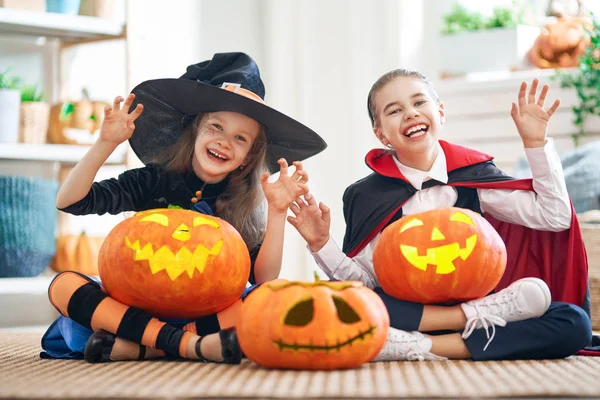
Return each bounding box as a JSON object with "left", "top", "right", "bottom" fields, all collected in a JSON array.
[
  {"left": 439, "top": 25, "right": 541, "bottom": 76},
  {"left": 0, "top": 89, "right": 21, "bottom": 144}
]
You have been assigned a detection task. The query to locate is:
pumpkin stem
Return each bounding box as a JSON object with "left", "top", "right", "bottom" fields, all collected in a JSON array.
[{"left": 313, "top": 271, "right": 320, "bottom": 282}]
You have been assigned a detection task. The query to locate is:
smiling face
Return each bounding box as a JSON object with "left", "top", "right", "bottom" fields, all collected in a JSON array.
[
  {"left": 373, "top": 207, "right": 507, "bottom": 304},
  {"left": 98, "top": 208, "right": 251, "bottom": 319},
  {"left": 236, "top": 279, "right": 389, "bottom": 370},
  {"left": 192, "top": 111, "right": 262, "bottom": 183},
  {"left": 372, "top": 77, "right": 445, "bottom": 165}
]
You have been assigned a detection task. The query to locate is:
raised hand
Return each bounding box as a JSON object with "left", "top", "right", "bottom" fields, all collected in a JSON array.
[
  {"left": 261, "top": 159, "right": 309, "bottom": 214},
  {"left": 288, "top": 193, "right": 331, "bottom": 252},
  {"left": 511, "top": 79, "right": 561, "bottom": 148},
  {"left": 99, "top": 93, "right": 144, "bottom": 147}
]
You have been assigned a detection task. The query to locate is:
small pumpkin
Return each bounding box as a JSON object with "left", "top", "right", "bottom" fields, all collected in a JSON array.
[
  {"left": 48, "top": 99, "right": 108, "bottom": 145},
  {"left": 373, "top": 207, "right": 507, "bottom": 304},
  {"left": 528, "top": 17, "right": 591, "bottom": 69},
  {"left": 98, "top": 208, "right": 250, "bottom": 319},
  {"left": 236, "top": 278, "right": 389, "bottom": 370},
  {"left": 51, "top": 232, "right": 104, "bottom": 276}
]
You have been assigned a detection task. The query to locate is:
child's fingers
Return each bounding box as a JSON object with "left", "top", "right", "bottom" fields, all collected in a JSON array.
[
  {"left": 104, "top": 105, "right": 112, "bottom": 117},
  {"left": 290, "top": 203, "right": 301, "bottom": 216},
  {"left": 296, "top": 196, "right": 308, "bottom": 209},
  {"left": 304, "top": 192, "right": 317, "bottom": 206},
  {"left": 260, "top": 171, "right": 270, "bottom": 184},
  {"left": 292, "top": 161, "right": 304, "bottom": 171},
  {"left": 510, "top": 102, "right": 519, "bottom": 123},
  {"left": 320, "top": 202, "right": 331, "bottom": 222},
  {"left": 518, "top": 81, "right": 527, "bottom": 108},
  {"left": 278, "top": 158, "right": 289, "bottom": 176},
  {"left": 537, "top": 84, "right": 549, "bottom": 107},
  {"left": 547, "top": 98, "right": 561, "bottom": 117},
  {"left": 296, "top": 170, "right": 309, "bottom": 183},
  {"left": 528, "top": 79, "right": 539, "bottom": 104},
  {"left": 122, "top": 93, "right": 136, "bottom": 111},
  {"left": 112, "top": 96, "right": 124, "bottom": 111},
  {"left": 287, "top": 215, "right": 298, "bottom": 227},
  {"left": 130, "top": 104, "right": 144, "bottom": 120},
  {"left": 297, "top": 183, "right": 309, "bottom": 195}
]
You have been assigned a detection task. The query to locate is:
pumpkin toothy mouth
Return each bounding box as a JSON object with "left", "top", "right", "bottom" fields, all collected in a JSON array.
[
  {"left": 400, "top": 234, "right": 477, "bottom": 274},
  {"left": 272, "top": 325, "right": 377, "bottom": 353},
  {"left": 124, "top": 237, "right": 223, "bottom": 281}
]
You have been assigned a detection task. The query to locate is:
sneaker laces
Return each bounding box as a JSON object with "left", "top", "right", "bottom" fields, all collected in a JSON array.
[{"left": 462, "top": 290, "right": 523, "bottom": 350}]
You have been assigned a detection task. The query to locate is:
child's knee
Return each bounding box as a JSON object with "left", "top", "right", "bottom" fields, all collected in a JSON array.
[
  {"left": 48, "top": 271, "right": 95, "bottom": 316},
  {"left": 553, "top": 303, "right": 592, "bottom": 355}
]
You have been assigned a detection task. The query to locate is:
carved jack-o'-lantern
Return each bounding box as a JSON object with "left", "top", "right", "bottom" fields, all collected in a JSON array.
[
  {"left": 98, "top": 208, "right": 250, "bottom": 319},
  {"left": 236, "top": 278, "right": 389, "bottom": 370},
  {"left": 373, "top": 207, "right": 506, "bottom": 304}
]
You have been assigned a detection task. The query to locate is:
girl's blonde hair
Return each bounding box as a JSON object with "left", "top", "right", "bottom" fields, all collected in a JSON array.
[
  {"left": 367, "top": 69, "right": 440, "bottom": 128},
  {"left": 154, "top": 113, "right": 268, "bottom": 250}
]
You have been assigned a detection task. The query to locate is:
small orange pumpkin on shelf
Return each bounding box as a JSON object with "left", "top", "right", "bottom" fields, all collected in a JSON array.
[
  {"left": 373, "top": 207, "right": 507, "bottom": 304},
  {"left": 236, "top": 277, "right": 389, "bottom": 370},
  {"left": 51, "top": 232, "right": 105, "bottom": 276},
  {"left": 98, "top": 208, "right": 250, "bottom": 319}
]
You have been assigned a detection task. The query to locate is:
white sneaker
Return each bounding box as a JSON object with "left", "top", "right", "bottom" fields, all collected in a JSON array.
[
  {"left": 373, "top": 328, "right": 447, "bottom": 362},
  {"left": 461, "top": 277, "right": 551, "bottom": 350}
]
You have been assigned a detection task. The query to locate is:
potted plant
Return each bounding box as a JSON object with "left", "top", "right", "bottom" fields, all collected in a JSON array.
[
  {"left": 0, "top": 68, "right": 22, "bottom": 144},
  {"left": 19, "top": 84, "right": 50, "bottom": 145},
  {"left": 439, "top": 2, "right": 540, "bottom": 76},
  {"left": 555, "top": 16, "right": 600, "bottom": 147}
]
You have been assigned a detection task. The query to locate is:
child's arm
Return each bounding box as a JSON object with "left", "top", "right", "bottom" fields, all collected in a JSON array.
[
  {"left": 56, "top": 94, "right": 143, "bottom": 209},
  {"left": 478, "top": 80, "right": 571, "bottom": 231},
  {"left": 288, "top": 193, "right": 379, "bottom": 288},
  {"left": 253, "top": 159, "right": 309, "bottom": 283}
]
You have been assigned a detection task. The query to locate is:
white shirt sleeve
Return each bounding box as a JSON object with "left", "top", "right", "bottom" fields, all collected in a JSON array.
[
  {"left": 309, "top": 236, "right": 380, "bottom": 289},
  {"left": 478, "top": 138, "right": 572, "bottom": 232}
]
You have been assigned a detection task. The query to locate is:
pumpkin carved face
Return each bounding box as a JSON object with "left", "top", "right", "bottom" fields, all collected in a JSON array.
[
  {"left": 236, "top": 279, "right": 389, "bottom": 370},
  {"left": 373, "top": 207, "right": 506, "bottom": 304},
  {"left": 99, "top": 209, "right": 250, "bottom": 319}
]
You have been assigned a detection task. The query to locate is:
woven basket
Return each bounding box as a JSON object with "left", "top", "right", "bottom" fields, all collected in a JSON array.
[
  {"left": 579, "top": 210, "right": 600, "bottom": 330},
  {"left": 0, "top": 177, "right": 58, "bottom": 277},
  {"left": 19, "top": 102, "right": 50, "bottom": 145}
]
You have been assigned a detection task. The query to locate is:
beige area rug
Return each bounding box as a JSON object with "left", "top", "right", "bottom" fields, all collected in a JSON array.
[{"left": 1, "top": 333, "right": 600, "bottom": 399}]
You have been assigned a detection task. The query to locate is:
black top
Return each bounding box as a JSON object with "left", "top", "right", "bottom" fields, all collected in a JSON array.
[{"left": 60, "top": 164, "right": 257, "bottom": 284}]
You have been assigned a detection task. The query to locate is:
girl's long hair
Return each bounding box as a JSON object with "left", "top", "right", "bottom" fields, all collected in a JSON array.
[{"left": 153, "top": 113, "right": 268, "bottom": 250}]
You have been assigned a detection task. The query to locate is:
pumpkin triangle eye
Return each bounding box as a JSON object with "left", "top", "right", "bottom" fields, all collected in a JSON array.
[
  {"left": 333, "top": 296, "right": 361, "bottom": 324},
  {"left": 283, "top": 298, "right": 314, "bottom": 326}
]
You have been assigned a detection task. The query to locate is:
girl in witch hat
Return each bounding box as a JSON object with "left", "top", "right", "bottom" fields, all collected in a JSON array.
[{"left": 41, "top": 52, "right": 327, "bottom": 363}]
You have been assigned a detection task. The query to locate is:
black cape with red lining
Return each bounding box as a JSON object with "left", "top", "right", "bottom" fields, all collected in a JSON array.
[{"left": 342, "top": 140, "right": 597, "bottom": 354}]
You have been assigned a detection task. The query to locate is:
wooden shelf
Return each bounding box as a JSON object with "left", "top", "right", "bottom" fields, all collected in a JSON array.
[
  {"left": 0, "top": 8, "right": 125, "bottom": 43},
  {"left": 0, "top": 143, "right": 127, "bottom": 165}
]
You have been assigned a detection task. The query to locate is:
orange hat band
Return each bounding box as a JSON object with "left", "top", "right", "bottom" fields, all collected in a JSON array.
[{"left": 221, "top": 82, "right": 265, "bottom": 104}]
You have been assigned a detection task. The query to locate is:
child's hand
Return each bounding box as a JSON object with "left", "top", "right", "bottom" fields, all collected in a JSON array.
[
  {"left": 288, "top": 193, "right": 331, "bottom": 252},
  {"left": 98, "top": 93, "right": 144, "bottom": 147},
  {"left": 511, "top": 79, "right": 560, "bottom": 148},
  {"left": 261, "top": 159, "right": 309, "bottom": 214}
]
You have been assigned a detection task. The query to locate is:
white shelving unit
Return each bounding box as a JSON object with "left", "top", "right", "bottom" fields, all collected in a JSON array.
[
  {"left": 0, "top": 142, "right": 127, "bottom": 164},
  {"left": 0, "top": 6, "right": 129, "bottom": 328},
  {"left": 0, "top": 7, "right": 124, "bottom": 41}
]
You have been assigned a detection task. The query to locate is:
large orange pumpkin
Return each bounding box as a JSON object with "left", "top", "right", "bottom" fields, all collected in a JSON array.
[
  {"left": 236, "top": 278, "right": 389, "bottom": 370},
  {"left": 98, "top": 208, "right": 250, "bottom": 319},
  {"left": 373, "top": 207, "right": 506, "bottom": 304}
]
